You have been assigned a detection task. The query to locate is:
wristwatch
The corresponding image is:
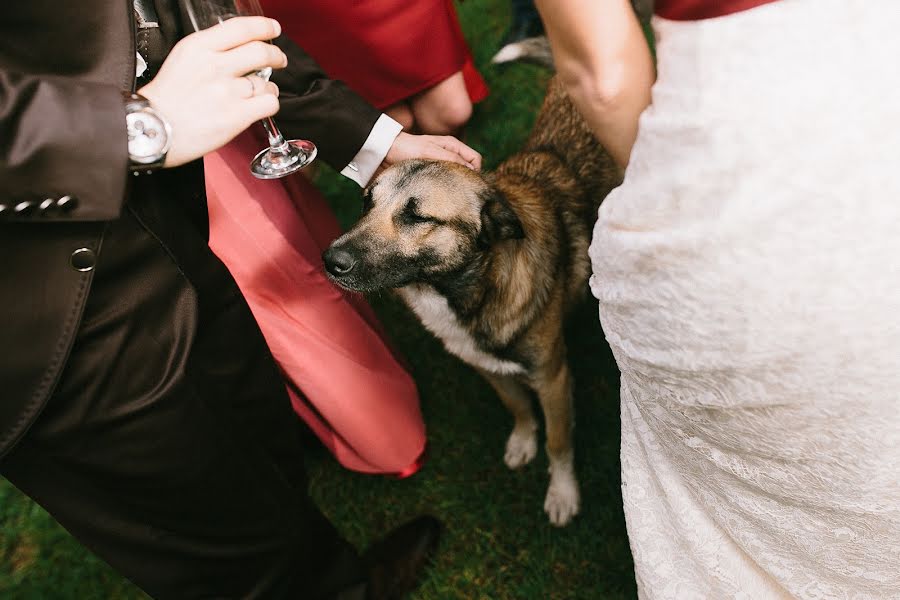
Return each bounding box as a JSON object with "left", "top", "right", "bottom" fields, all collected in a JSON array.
[{"left": 123, "top": 92, "right": 171, "bottom": 173}]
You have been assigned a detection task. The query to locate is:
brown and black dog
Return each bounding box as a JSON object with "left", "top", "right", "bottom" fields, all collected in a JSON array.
[{"left": 323, "top": 78, "right": 621, "bottom": 526}]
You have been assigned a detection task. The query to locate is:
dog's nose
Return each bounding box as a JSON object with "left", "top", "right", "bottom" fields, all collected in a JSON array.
[{"left": 323, "top": 246, "right": 357, "bottom": 276}]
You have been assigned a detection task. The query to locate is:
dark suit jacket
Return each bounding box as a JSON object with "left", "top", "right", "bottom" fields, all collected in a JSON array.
[{"left": 0, "top": 0, "right": 381, "bottom": 458}]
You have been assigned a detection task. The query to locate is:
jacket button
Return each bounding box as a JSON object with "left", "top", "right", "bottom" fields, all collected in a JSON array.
[
  {"left": 70, "top": 248, "right": 96, "bottom": 272},
  {"left": 57, "top": 195, "right": 78, "bottom": 211},
  {"left": 40, "top": 198, "right": 56, "bottom": 211},
  {"left": 0, "top": 203, "right": 7, "bottom": 216},
  {"left": 14, "top": 200, "right": 35, "bottom": 215}
]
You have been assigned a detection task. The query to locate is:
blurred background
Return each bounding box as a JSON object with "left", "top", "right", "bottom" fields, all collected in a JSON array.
[{"left": 0, "top": 1, "right": 634, "bottom": 597}]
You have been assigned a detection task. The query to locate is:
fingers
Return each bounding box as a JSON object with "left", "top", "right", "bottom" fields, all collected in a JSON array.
[
  {"left": 242, "top": 93, "right": 280, "bottom": 124},
  {"left": 427, "top": 136, "right": 483, "bottom": 170},
  {"left": 421, "top": 144, "right": 469, "bottom": 165},
  {"left": 384, "top": 132, "right": 484, "bottom": 171},
  {"left": 199, "top": 16, "right": 281, "bottom": 51},
  {"left": 223, "top": 40, "right": 287, "bottom": 77},
  {"left": 436, "top": 136, "right": 483, "bottom": 170},
  {"left": 232, "top": 75, "right": 279, "bottom": 99}
]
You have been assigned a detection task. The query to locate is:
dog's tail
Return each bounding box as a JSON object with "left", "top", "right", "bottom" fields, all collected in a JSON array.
[{"left": 490, "top": 35, "right": 554, "bottom": 70}]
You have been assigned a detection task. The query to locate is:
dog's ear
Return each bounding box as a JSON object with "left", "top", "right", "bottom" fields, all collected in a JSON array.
[{"left": 478, "top": 188, "right": 525, "bottom": 248}]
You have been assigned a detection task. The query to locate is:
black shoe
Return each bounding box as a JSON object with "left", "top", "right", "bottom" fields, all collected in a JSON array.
[
  {"left": 362, "top": 516, "right": 443, "bottom": 600},
  {"left": 498, "top": 15, "right": 544, "bottom": 48}
]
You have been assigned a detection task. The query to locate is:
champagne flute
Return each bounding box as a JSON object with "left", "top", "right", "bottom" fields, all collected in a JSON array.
[{"left": 185, "top": 0, "right": 317, "bottom": 179}]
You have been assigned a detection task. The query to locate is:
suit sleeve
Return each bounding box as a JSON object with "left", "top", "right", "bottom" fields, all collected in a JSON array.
[
  {"left": 0, "top": 68, "right": 129, "bottom": 222},
  {"left": 269, "top": 35, "right": 382, "bottom": 171}
]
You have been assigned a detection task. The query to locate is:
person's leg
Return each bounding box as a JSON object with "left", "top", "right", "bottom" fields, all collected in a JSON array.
[
  {"left": 408, "top": 71, "right": 473, "bottom": 136},
  {"left": 204, "top": 135, "right": 427, "bottom": 476},
  {"left": 0, "top": 208, "right": 365, "bottom": 599}
]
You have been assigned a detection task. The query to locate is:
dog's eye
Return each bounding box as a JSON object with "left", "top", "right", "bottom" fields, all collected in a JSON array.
[
  {"left": 400, "top": 197, "right": 434, "bottom": 225},
  {"left": 361, "top": 188, "right": 374, "bottom": 215},
  {"left": 406, "top": 212, "right": 433, "bottom": 225}
]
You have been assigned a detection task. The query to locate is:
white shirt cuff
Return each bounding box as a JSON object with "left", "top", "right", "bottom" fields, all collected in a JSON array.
[{"left": 340, "top": 113, "right": 403, "bottom": 187}]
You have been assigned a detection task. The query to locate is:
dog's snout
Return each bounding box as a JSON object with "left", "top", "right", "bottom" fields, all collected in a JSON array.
[{"left": 323, "top": 246, "right": 357, "bottom": 276}]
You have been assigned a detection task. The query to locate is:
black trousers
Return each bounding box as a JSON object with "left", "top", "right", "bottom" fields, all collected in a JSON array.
[{"left": 1, "top": 181, "right": 366, "bottom": 599}]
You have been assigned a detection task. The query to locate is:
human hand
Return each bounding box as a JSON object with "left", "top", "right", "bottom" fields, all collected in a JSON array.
[
  {"left": 138, "top": 17, "right": 287, "bottom": 168},
  {"left": 382, "top": 132, "right": 482, "bottom": 172}
]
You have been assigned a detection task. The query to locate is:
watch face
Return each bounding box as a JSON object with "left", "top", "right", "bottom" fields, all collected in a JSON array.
[{"left": 126, "top": 110, "right": 169, "bottom": 164}]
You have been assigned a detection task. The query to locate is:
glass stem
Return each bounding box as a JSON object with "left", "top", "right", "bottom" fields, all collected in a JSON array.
[{"left": 262, "top": 117, "right": 290, "bottom": 155}]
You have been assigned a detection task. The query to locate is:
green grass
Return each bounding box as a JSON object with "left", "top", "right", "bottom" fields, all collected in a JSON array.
[{"left": 0, "top": 1, "right": 635, "bottom": 597}]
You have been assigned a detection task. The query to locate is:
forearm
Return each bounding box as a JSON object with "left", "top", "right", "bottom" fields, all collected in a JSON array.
[
  {"left": 0, "top": 69, "right": 128, "bottom": 221},
  {"left": 536, "top": 0, "right": 654, "bottom": 168},
  {"left": 562, "top": 59, "right": 653, "bottom": 169}
]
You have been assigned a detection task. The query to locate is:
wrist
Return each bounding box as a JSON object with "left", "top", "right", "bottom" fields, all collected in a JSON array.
[{"left": 341, "top": 114, "right": 403, "bottom": 187}]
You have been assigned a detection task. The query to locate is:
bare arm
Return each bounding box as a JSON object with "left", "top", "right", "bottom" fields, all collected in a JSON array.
[{"left": 535, "top": 0, "right": 654, "bottom": 168}]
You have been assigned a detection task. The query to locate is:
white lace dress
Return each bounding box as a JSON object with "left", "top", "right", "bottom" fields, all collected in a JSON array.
[{"left": 588, "top": 1, "right": 900, "bottom": 598}]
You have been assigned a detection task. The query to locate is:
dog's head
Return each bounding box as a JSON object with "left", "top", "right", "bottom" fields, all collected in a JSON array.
[{"left": 323, "top": 160, "right": 524, "bottom": 292}]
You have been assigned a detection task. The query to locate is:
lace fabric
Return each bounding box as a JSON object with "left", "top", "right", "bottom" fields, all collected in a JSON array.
[{"left": 589, "top": 1, "right": 900, "bottom": 597}]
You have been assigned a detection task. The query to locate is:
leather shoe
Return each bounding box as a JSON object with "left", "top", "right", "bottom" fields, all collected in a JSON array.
[{"left": 362, "top": 515, "right": 442, "bottom": 600}]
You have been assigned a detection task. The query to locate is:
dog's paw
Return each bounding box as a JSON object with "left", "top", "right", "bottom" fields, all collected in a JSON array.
[
  {"left": 504, "top": 427, "right": 538, "bottom": 469},
  {"left": 544, "top": 473, "right": 580, "bottom": 527}
]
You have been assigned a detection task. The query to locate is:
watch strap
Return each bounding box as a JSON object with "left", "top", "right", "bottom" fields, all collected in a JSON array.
[{"left": 123, "top": 91, "right": 150, "bottom": 114}]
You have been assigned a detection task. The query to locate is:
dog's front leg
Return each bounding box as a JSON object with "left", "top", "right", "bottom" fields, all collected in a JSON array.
[
  {"left": 476, "top": 368, "right": 539, "bottom": 469},
  {"left": 531, "top": 356, "right": 580, "bottom": 527}
]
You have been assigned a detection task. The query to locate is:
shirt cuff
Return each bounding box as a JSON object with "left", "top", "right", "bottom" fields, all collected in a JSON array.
[{"left": 340, "top": 113, "right": 403, "bottom": 187}]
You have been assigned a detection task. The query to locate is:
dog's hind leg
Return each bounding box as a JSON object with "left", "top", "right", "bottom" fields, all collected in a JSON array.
[
  {"left": 530, "top": 354, "right": 580, "bottom": 527},
  {"left": 477, "top": 369, "right": 539, "bottom": 469}
]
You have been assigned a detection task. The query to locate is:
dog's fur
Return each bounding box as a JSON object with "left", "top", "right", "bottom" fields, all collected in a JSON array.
[{"left": 323, "top": 78, "right": 622, "bottom": 526}]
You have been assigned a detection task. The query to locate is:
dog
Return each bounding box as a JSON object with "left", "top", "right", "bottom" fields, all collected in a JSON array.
[{"left": 322, "top": 78, "right": 622, "bottom": 526}]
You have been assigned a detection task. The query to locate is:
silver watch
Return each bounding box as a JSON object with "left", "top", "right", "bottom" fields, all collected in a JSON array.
[{"left": 124, "top": 92, "right": 171, "bottom": 173}]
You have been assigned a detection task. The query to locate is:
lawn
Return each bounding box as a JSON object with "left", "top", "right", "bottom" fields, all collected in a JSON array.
[{"left": 0, "top": 1, "right": 636, "bottom": 598}]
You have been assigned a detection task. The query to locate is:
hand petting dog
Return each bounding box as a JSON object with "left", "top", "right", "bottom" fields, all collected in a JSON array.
[
  {"left": 381, "top": 132, "right": 482, "bottom": 175},
  {"left": 324, "top": 78, "right": 622, "bottom": 527}
]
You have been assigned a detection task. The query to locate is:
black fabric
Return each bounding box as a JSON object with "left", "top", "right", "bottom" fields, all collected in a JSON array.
[
  {"left": 1, "top": 178, "right": 367, "bottom": 598},
  {"left": 0, "top": 0, "right": 379, "bottom": 455},
  {"left": 0, "top": 0, "right": 383, "bottom": 595},
  {"left": 134, "top": 0, "right": 162, "bottom": 86},
  {"left": 269, "top": 34, "right": 382, "bottom": 171}
]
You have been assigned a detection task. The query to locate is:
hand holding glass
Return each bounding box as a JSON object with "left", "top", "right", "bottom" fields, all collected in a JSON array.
[{"left": 185, "top": 0, "right": 316, "bottom": 179}]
